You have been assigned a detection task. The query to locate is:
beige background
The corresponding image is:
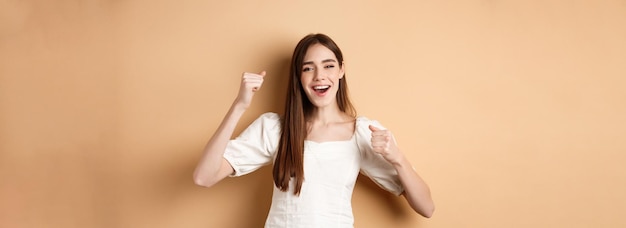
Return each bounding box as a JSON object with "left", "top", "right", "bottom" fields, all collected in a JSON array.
[{"left": 1, "top": 0, "right": 625, "bottom": 227}]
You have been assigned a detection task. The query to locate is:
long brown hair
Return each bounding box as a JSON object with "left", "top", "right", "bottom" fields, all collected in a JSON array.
[{"left": 273, "top": 33, "right": 356, "bottom": 195}]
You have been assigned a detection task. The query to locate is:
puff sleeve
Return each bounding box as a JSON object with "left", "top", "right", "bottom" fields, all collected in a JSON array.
[
  {"left": 355, "top": 117, "right": 404, "bottom": 196},
  {"left": 223, "top": 112, "right": 281, "bottom": 177}
]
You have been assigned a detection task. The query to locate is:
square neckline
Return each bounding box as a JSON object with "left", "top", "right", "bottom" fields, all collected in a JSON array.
[
  {"left": 303, "top": 116, "right": 365, "bottom": 144},
  {"left": 304, "top": 133, "right": 356, "bottom": 144}
]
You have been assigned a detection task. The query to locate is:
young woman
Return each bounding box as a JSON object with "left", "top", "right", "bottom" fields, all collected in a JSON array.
[{"left": 193, "top": 33, "right": 434, "bottom": 227}]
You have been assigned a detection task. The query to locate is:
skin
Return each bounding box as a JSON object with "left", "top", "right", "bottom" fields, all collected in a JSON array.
[
  {"left": 369, "top": 125, "right": 435, "bottom": 218},
  {"left": 192, "top": 71, "right": 265, "bottom": 187},
  {"left": 193, "top": 44, "right": 434, "bottom": 218},
  {"left": 300, "top": 44, "right": 354, "bottom": 143}
]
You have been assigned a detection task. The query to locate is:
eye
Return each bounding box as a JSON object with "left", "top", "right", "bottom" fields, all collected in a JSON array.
[
  {"left": 324, "top": 65, "right": 335, "bottom": 69},
  {"left": 302, "top": 67, "right": 313, "bottom": 72}
]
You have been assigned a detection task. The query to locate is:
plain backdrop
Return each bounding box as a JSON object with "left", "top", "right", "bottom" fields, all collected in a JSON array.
[{"left": 1, "top": 0, "right": 625, "bottom": 227}]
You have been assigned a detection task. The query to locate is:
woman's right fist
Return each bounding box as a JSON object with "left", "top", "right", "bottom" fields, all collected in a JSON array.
[{"left": 235, "top": 71, "right": 266, "bottom": 109}]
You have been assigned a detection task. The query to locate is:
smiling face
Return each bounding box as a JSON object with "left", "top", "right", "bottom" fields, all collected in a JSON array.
[{"left": 300, "top": 43, "right": 345, "bottom": 109}]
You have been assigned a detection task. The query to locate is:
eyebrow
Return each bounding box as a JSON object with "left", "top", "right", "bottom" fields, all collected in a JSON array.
[{"left": 302, "top": 59, "right": 337, "bottom": 65}]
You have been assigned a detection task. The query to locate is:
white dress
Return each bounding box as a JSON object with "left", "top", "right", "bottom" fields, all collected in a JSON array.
[{"left": 223, "top": 113, "right": 403, "bottom": 228}]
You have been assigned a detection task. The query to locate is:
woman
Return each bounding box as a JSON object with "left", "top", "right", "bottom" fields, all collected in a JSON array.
[{"left": 193, "top": 33, "right": 434, "bottom": 227}]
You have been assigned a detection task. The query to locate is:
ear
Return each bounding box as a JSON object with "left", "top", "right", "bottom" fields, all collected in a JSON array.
[{"left": 340, "top": 61, "right": 346, "bottom": 79}]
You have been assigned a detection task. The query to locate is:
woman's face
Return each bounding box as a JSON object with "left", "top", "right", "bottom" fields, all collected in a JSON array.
[{"left": 300, "top": 43, "right": 345, "bottom": 109}]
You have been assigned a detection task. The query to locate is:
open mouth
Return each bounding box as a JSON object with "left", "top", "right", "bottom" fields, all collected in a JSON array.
[{"left": 313, "top": 85, "right": 330, "bottom": 94}]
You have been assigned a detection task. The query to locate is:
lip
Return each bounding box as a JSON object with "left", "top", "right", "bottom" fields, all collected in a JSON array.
[{"left": 310, "top": 84, "right": 331, "bottom": 97}]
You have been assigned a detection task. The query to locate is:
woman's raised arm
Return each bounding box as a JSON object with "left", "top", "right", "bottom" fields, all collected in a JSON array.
[{"left": 193, "top": 71, "right": 266, "bottom": 187}]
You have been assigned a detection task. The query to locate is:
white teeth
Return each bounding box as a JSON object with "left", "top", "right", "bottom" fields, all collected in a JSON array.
[{"left": 314, "top": 85, "right": 330, "bottom": 89}]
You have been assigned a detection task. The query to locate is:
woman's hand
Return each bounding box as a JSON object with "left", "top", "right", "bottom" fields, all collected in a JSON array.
[
  {"left": 369, "top": 125, "right": 404, "bottom": 165},
  {"left": 369, "top": 125, "right": 435, "bottom": 217},
  {"left": 234, "top": 71, "right": 266, "bottom": 109}
]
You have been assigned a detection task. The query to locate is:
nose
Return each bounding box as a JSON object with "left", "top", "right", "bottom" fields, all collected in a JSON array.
[{"left": 313, "top": 68, "right": 325, "bottom": 81}]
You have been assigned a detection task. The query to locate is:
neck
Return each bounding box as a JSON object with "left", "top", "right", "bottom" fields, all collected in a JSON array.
[{"left": 308, "top": 104, "right": 350, "bottom": 125}]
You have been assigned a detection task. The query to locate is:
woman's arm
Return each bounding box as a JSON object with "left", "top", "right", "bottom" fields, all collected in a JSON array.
[
  {"left": 394, "top": 156, "right": 435, "bottom": 218},
  {"left": 193, "top": 71, "right": 266, "bottom": 188},
  {"left": 369, "top": 125, "right": 435, "bottom": 218}
]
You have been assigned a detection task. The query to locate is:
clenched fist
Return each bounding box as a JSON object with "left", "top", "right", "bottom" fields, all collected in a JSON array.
[
  {"left": 235, "top": 71, "right": 266, "bottom": 109},
  {"left": 369, "top": 125, "right": 404, "bottom": 165}
]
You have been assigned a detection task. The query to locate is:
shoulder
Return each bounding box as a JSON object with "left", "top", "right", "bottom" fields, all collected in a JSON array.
[
  {"left": 236, "top": 112, "right": 281, "bottom": 141},
  {"left": 258, "top": 112, "right": 280, "bottom": 121},
  {"left": 355, "top": 116, "right": 385, "bottom": 130},
  {"left": 255, "top": 112, "right": 281, "bottom": 131},
  {"left": 241, "top": 112, "right": 281, "bottom": 132},
  {"left": 253, "top": 112, "right": 281, "bottom": 131},
  {"left": 354, "top": 116, "right": 386, "bottom": 146}
]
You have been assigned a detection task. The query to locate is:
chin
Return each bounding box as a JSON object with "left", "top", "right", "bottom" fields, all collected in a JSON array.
[{"left": 310, "top": 99, "right": 335, "bottom": 108}]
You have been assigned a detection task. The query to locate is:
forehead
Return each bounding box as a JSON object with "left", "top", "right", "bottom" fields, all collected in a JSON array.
[{"left": 303, "top": 43, "right": 337, "bottom": 63}]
